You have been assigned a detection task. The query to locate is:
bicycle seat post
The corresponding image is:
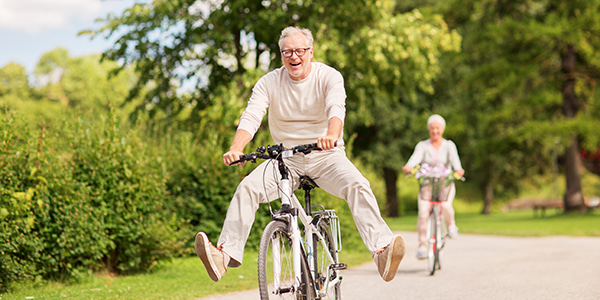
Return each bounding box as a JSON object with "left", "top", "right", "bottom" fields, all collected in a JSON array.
[
  {"left": 304, "top": 183, "right": 312, "bottom": 216},
  {"left": 299, "top": 176, "right": 318, "bottom": 216}
]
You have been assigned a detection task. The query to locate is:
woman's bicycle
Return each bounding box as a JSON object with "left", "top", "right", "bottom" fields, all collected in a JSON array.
[
  {"left": 408, "top": 164, "right": 464, "bottom": 276},
  {"left": 231, "top": 143, "right": 346, "bottom": 299}
]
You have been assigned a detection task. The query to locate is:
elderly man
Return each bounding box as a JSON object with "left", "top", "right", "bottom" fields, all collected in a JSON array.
[{"left": 195, "top": 26, "right": 405, "bottom": 282}]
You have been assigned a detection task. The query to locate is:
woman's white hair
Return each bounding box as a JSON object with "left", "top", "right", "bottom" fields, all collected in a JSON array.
[
  {"left": 427, "top": 114, "right": 446, "bottom": 129},
  {"left": 278, "top": 26, "right": 314, "bottom": 49}
]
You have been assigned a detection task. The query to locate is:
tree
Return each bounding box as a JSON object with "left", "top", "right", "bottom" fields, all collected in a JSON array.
[
  {"left": 33, "top": 48, "right": 134, "bottom": 114},
  {"left": 440, "top": 0, "right": 600, "bottom": 213},
  {"left": 0, "top": 63, "right": 30, "bottom": 100},
  {"left": 87, "top": 0, "right": 295, "bottom": 126},
  {"left": 328, "top": 5, "right": 461, "bottom": 216},
  {"left": 89, "top": 0, "right": 460, "bottom": 217},
  {"left": 34, "top": 48, "right": 70, "bottom": 105}
]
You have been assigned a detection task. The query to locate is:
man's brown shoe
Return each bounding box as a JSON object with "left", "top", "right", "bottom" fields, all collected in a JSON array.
[
  {"left": 195, "top": 232, "right": 229, "bottom": 282},
  {"left": 374, "top": 235, "right": 406, "bottom": 282}
]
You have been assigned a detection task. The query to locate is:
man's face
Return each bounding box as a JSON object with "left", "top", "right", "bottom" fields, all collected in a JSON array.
[{"left": 281, "top": 33, "right": 313, "bottom": 81}]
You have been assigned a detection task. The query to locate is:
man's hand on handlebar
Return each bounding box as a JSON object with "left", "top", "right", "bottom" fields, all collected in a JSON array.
[
  {"left": 226, "top": 142, "right": 334, "bottom": 167},
  {"left": 317, "top": 135, "right": 337, "bottom": 151},
  {"left": 223, "top": 150, "right": 246, "bottom": 167}
]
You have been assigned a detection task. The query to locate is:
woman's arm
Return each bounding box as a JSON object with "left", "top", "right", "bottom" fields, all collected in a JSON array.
[{"left": 402, "top": 141, "right": 425, "bottom": 173}]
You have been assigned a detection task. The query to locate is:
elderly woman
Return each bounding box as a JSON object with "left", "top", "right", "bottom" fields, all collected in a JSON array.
[{"left": 402, "top": 114, "right": 465, "bottom": 260}]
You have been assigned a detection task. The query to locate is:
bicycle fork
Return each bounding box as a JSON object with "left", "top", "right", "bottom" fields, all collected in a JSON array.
[{"left": 277, "top": 177, "right": 304, "bottom": 293}]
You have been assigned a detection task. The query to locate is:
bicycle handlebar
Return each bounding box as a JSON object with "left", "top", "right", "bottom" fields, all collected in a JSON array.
[
  {"left": 229, "top": 143, "right": 326, "bottom": 166},
  {"left": 405, "top": 164, "right": 465, "bottom": 182}
]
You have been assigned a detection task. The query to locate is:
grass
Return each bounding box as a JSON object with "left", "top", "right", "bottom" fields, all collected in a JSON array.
[
  {"left": 4, "top": 169, "right": 600, "bottom": 299},
  {"left": 386, "top": 208, "right": 600, "bottom": 237},
  {"left": 1, "top": 247, "right": 372, "bottom": 300},
  {"left": 5, "top": 208, "right": 599, "bottom": 300}
]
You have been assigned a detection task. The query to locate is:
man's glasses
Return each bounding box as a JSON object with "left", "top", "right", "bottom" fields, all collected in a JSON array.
[{"left": 281, "top": 47, "right": 311, "bottom": 58}]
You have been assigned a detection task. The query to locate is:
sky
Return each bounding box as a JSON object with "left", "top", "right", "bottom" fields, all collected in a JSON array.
[{"left": 0, "top": 0, "right": 139, "bottom": 73}]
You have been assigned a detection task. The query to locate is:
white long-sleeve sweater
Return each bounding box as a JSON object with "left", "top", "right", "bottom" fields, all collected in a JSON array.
[
  {"left": 237, "top": 62, "right": 347, "bottom": 148},
  {"left": 405, "top": 139, "right": 463, "bottom": 171}
]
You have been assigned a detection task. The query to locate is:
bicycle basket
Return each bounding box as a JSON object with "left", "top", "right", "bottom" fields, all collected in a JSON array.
[{"left": 419, "top": 179, "right": 453, "bottom": 202}]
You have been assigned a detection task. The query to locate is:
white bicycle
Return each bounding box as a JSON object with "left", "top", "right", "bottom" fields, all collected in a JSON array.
[{"left": 231, "top": 143, "right": 345, "bottom": 299}]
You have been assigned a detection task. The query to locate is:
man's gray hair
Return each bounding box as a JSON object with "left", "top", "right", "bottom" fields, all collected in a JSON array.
[
  {"left": 278, "top": 26, "right": 314, "bottom": 49},
  {"left": 427, "top": 114, "right": 446, "bottom": 129}
]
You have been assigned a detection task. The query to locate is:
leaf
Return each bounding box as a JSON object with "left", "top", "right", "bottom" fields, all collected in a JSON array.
[{"left": 0, "top": 208, "right": 8, "bottom": 220}]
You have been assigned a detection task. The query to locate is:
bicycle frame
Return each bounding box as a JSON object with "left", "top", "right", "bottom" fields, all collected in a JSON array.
[
  {"left": 424, "top": 177, "right": 450, "bottom": 275},
  {"left": 407, "top": 164, "right": 463, "bottom": 276},
  {"left": 268, "top": 147, "right": 342, "bottom": 297}
]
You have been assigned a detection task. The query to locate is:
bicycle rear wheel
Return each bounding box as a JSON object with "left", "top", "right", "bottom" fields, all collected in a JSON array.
[
  {"left": 312, "top": 218, "right": 341, "bottom": 299},
  {"left": 258, "top": 220, "right": 313, "bottom": 300}
]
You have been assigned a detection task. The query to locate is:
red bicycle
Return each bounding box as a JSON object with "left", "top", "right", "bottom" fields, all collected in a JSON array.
[{"left": 408, "top": 164, "right": 464, "bottom": 275}]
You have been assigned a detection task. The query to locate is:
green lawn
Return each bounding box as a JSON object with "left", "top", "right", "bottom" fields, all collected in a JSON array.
[
  {"left": 3, "top": 208, "right": 599, "bottom": 300},
  {"left": 386, "top": 208, "right": 600, "bottom": 237},
  {"left": 1, "top": 246, "right": 372, "bottom": 300}
]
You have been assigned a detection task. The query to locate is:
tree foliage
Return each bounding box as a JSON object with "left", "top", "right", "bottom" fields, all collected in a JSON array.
[
  {"left": 438, "top": 0, "right": 600, "bottom": 212},
  {"left": 0, "top": 63, "right": 30, "bottom": 100},
  {"left": 88, "top": 0, "right": 460, "bottom": 216},
  {"left": 33, "top": 48, "right": 134, "bottom": 112}
]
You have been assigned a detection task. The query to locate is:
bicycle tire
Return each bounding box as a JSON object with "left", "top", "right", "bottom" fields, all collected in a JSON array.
[
  {"left": 258, "top": 220, "right": 313, "bottom": 300},
  {"left": 427, "top": 206, "right": 438, "bottom": 276},
  {"left": 437, "top": 214, "right": 447, "bottom": 271},
  {"left": 435, "top": 208, "right": 443, "bottom": 272},
  {"left": 312, "top": 218, "right": 341, "bottom": 299}
]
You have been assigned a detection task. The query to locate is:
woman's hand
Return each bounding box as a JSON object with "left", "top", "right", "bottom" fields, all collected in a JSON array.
[{"left": 402, "top": 165, "right": 412, "bottom": 174}]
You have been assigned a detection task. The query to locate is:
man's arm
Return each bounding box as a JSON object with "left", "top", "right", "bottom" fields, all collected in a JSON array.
[
  {"left": 223, "top": 129, "right": 253, "bottom": 166},
  {"left": 318, "top": 117, "right": 343, "bottom": 150}
]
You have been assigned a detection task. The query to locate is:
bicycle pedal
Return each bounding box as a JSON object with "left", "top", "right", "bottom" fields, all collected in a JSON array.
[{"left": 331, "top": 263, "right": 347, "bottom": 270}]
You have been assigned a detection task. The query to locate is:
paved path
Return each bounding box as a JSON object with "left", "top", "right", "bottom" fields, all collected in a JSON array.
[{"left": 198, "top": 231, "right": 600, "bottom": 299}]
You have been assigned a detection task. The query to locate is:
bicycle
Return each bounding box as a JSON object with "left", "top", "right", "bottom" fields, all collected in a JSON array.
[
  {"left": 230, "top": 143, "right": 346, "bottom": 299},
  {"left": 408, "top": 164, "right": 464, "bottom": 276}
]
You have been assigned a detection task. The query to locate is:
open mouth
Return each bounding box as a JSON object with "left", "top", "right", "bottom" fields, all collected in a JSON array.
[{"left": 290, "top": 62, "right": 301, "bottom": 67}]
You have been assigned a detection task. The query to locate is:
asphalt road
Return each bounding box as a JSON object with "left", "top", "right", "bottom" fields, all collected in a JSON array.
[{"left": 198, "top": 231, "right": 600, "bottom": 300}]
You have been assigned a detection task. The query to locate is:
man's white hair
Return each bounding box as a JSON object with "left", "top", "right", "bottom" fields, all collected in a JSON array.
[
  {"left": 427, "top": 114, "right": 446, "bottom": 129},
  {"left": 278, "top": 26, "right": 314, "bottom": 49}
]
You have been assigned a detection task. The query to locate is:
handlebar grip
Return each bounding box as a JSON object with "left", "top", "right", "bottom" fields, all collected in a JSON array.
[
  {"left": 229, "top": 154, "right": 249, "bottom": 166},
  {"left": 229, "top": 159, "right": 243, "bottom": 166}
]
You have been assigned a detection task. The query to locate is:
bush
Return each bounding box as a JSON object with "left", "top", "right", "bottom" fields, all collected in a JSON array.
[
  {"left": 156, "top": 130, "right": 273, "bottom": 253},
  {"left": 66, "top": 113, "right": 180, "bottom": 274},
  {"left": 0, "top": 114, "right": 46, "bottom": 291},
  {"left": 0, "top": 111, "right": 181, "bottom": 292}
]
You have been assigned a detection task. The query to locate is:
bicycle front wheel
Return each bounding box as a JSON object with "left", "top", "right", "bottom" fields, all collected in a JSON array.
[
  {"left": 427, "top": 206, "right": 439, "bottom": 276},
  {"left": 258, "top": 220, "right": 313, "bottom": 300}
]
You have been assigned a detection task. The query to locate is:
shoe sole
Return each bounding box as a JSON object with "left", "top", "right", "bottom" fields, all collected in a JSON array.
[
  {"left": 195, "top": 232, "right": 222, "bottom": 282},
  {"left": 383, "top": 235, "right": 406, "bottom": 282}
]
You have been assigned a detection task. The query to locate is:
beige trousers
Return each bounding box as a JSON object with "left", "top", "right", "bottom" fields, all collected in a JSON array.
[
  {"left": 217, "top": 147, "right": 394, "bottom": 267},
  {"left": 417, "top": 184, "right": 456, "bottom": 247}
]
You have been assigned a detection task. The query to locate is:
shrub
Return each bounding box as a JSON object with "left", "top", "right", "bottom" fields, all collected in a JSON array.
[
  {"left": 66, "top": 114, "right": 179, "bottom": 274},
  {"left": 155, "top": 130, "right": 272, "bottom": 253},
  {"left": 0, "top": 110, "right": 182, "bottom": 292},
  {"left": 0, "top": 114, "right": 46, "bottom": 291}
]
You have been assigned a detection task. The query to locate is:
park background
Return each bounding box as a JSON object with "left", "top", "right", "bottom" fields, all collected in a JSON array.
[{"left": 2, "top": 0, "right": 600, "bottom": 298}]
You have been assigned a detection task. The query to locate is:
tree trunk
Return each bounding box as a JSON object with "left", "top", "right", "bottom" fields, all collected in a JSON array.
[
  {"left": 564, "top": 137, "right": 586, "bottom": 212},
  {"left": 233, "top": 29, "right": 245, "bottom": 74},
  {"left": 383, "top": 167, "right": 400, "bottom": 217},
  {"left": 561, "top": 44, "right": 586, "bottom": 212},
  {"left": 481, "top": 181, "right": 493, "bottom": 214}
]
